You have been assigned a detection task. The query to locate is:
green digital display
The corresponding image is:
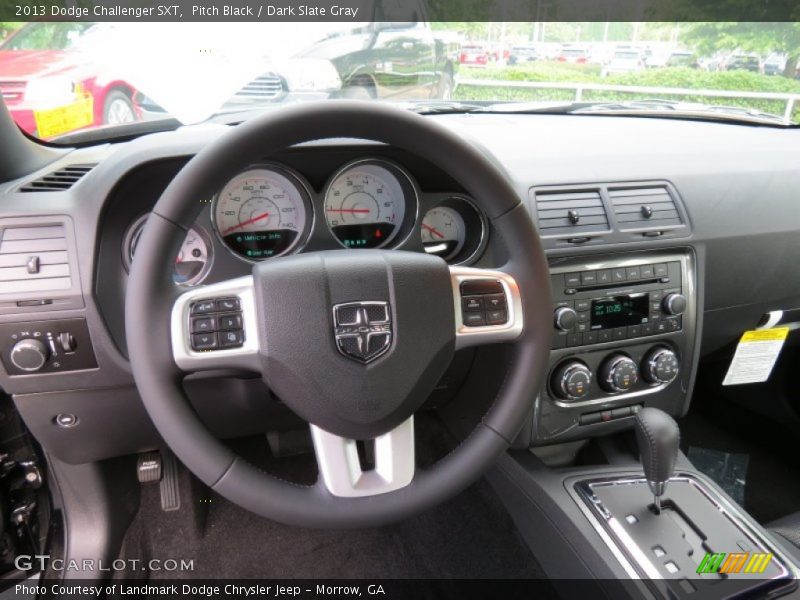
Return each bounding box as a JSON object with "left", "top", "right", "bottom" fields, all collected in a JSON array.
[{"left": 591, "top": 294, "right": 649, "bottom": 329}]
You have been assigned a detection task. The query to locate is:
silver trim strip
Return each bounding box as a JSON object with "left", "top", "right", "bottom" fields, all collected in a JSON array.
[
  {"left": 310, "top": 416, "right": 414, "bottom": 498},
  {"left": 170, "top": 275, "right": 261, "bottom": 372},
  {"left": 449, "top": 266, "right": 524, "bottom": 350}
]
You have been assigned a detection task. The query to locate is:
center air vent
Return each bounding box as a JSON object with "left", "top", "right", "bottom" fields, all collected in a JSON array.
[
  {"left": 19, "top": 164, "right": 96, "bottom": 193},
  {"left": 533, "top": 189, "right": 610, "bottom": 238},
  {"left": 609, "top": 186, "right": 683, "bottom": 231},
  {"left": 0, "top": 225, "right": 71, "bottom": 295}
]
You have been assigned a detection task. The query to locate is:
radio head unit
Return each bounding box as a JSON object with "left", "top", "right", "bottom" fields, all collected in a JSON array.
[{"left": 591, "top": 294, "right": 649, "bottom": 330}]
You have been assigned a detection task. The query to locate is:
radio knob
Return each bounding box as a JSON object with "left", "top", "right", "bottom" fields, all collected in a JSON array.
[
  {"left": 599, "top": 354, "right": 639, "bottom": 393},
  {"left": 10, "top": 338, "right": 49, "bottom": 372},
  {"left": 662, "top": 293, "right": 687, "bottom": 316},
  {"left": 554, "top": 307, "right": 578, "bottom": 331},
  {"left": 643, "top": 347, "right": 680, "bottom": 385},
  {"left": 551, "top": 361, "right": 592, "bottom": 401}
]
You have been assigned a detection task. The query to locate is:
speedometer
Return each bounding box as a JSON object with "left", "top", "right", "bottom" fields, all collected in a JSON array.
[
  {"left": 213, "top": 166, "right": 311, "bottom": 260},
  {"left": 324, "top": 161, "right": 411, "bottom": 249}
]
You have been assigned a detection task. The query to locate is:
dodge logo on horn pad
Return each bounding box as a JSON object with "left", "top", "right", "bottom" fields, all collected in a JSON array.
[{"left": 333, "top": 301, "right": 392, "bottom": 363}]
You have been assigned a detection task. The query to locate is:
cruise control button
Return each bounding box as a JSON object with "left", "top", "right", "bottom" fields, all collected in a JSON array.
[
  {"left": 218, "top": 314, "right": 242, "bottom": 330},
  {"left": 191, "top": 300, "right": 216, "bottom": 314},
  {"left": 220, "top": 330, "right": 244, "bottom": 348},
  {"left": 216, "top": 297, "right": 241, "bottom": 312},
  {"left": 486, "top": 309, "right": 508, "bottom": 325},
  {"left": 485, "top": 294, "right": 506, "bottom": 310},
  {"left": 191, "top": 316, "right": 216, "bottom": 333},
  {"left": 191, "top": 333, "right": 218, "bottom": 351},
  {"left": 463, "top": 312, "right": 486, "bottom": 327},
  {"left": 462, "top": 296, "right": 483, "bottom": 311}
]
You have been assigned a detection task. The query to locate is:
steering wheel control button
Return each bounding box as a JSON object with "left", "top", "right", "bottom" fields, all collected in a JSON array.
[
  {"left": 552, "top": 360, "right": 592, "bottom": 401},
  {"left": 190, "top": 316, "right": 216, "bottom": 333},
  {"left": 216, "top": 298, "right": 241, "bottom": 312},
  {"left": 220, "top": 330, "right": 244, "bottom": 348},
  {"left": 462, "top": 296, "right": 483, "bottom": 311},
  {"left": 599, "top": 354, "right": 639, "bottom": 393},
  {"left": 218, "top": 314, "right": 243, "bottom": 330},
  {"left": 458, "top": 280, "right": 509, "bottom": 328},
  {"left": 191, "top": 333, "right": 218, "bottom": 351},
  {"left": 190, "top": 300, "right": 216, "bottom": 314}
]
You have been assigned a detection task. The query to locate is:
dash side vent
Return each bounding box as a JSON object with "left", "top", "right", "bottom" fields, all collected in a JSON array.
[
  {"left": 533, "top": 189, "right": 610, "bottom": 238},
  {"left": 19, "top": 164, "right": 96, "bottom": 193},
  {"left": 609, "top": 186, "right": 683, "bottom": 231},
  {"left": 0, "top": 225, "right": 71, "bottom": 295}
]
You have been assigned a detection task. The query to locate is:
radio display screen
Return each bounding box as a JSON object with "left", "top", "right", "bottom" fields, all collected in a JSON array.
[{"left": 591, "top": 294, "right": 649, "bottom": 329}]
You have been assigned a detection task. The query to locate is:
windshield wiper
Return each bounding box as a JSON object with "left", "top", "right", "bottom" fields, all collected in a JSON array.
[{"left": 478, "top": 99, "right": 791, "bottom": 126}]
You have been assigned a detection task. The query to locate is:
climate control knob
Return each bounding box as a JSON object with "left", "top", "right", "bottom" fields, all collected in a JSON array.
[
  {"left": 551, "top": 361, "right": 592, "bottom": 401},
  {"left": 662, "top": 293, "right": 687, "bottom": 316},
  {"left": 642, "top": 347, "right": 680, "bottom": 385},
  {"left": 10, "top": 338, "right": 49, "bottom": 372},
  {"left": 599, "top": 354, "right": 638, "bottom": 393},
  {"left": 554, "top": 307, "right": 578, "bottom": 331}
]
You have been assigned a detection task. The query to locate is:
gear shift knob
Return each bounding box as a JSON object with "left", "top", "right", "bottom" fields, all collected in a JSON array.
[{"left": 634, "top": 407, "right": 680, "bottom": 513}]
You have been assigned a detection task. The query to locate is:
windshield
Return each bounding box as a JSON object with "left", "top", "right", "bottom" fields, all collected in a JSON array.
[{"left": 1, "top": 20, "right": 798, "bottom": 142}]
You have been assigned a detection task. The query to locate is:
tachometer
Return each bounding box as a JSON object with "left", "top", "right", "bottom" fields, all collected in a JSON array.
[
  {"left": 213, "top": 167, "right": 311, "bottom": 260},
  {"left": 323, "top": 161, "right": 410, "bottom": 249}
]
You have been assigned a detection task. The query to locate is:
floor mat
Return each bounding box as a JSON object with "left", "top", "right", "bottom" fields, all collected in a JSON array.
[{"left": 118, "top": 416, "right": 546, "bottom": 580}]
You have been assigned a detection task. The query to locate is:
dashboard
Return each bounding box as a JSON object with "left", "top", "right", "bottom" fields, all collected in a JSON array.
[{"left": 0, "top": 112, "right": 799, "bottom": 465}]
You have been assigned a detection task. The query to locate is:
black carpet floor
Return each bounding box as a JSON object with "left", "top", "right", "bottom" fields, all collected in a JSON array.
[
  {"left": 680, "top": 411, "right": 800, "bottom": 524},
  {"left": 118, "top": 417, "right": 546, "bottom": 580}
]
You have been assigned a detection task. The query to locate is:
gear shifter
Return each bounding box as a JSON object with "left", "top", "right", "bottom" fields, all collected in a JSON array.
[{"left": 634, "top": 407, "right": 680, "bottom": 514}]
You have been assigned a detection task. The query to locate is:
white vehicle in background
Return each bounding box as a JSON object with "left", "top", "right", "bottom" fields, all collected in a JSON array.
[{"left": 601, "top": 49, "right": 646, "bottom": 77}]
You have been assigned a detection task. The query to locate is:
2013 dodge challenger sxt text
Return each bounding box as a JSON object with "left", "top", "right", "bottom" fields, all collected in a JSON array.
[{"left": 0, "top": 4, "right": 800, "bottom": 600}]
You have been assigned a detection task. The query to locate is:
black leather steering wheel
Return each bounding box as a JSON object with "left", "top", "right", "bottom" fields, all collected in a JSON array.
[{"left": 125, "top": 101, "right": 552, "bottom": 528}]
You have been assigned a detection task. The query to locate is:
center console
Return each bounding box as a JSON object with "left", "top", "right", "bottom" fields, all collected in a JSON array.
[{"left": 534, "top": 250, "right": 697, "bottom": 445}]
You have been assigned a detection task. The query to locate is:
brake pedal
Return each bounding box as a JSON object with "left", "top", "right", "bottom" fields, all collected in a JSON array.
[{"left": 136, "top": 450, "right": 180, "bottom": 511}]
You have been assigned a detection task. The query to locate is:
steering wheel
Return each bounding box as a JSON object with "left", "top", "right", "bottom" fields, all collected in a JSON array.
[{"left": 125, "top": 101, "right": 552, "bottom": 528}]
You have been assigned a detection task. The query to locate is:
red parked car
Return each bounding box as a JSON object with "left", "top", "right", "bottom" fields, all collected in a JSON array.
[
  {"left": 0, "top": 22, "right": 139, "bottom": 138},
  {"left": 459, "top": 44, "right": 489, "bottom": 66}
]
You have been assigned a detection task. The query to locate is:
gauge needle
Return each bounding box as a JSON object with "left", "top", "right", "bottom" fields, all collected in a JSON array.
[
  {"left": 326, "top": 209, "right": 371, "bottom": 213},
  {"left": 222, "top": 212, "right": 270, "bottom": 235},
  {"left": 422, "top": 223, "right": 445, "bottom": 239}
]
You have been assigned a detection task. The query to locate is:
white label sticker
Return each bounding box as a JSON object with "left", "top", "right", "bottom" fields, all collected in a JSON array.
[{"left": 722, "top": 327, "right": 789, "bottom": 386}]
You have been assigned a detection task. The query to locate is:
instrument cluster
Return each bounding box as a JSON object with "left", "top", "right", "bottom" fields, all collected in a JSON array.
[{"left": 124, "top": 158, "right": 488, "bottom": 286}]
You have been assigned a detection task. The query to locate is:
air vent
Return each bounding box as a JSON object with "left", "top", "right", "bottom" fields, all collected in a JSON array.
[
  {"left": 609, "top": 186, "right": 683, "bottom": 231},
  {"left": 534, "top": 189, "right": 610, "bottom": 237},
  {"left": 19, "top": 164, "right": 96, "bottom": 193},
  {"left": 0, "top": 225, "right": 71, "bottom": 295}
]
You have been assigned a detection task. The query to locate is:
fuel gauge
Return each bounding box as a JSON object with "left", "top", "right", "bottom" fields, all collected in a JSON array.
[{"left": 421, "top": 206, "right": 465, "bottom": 261}]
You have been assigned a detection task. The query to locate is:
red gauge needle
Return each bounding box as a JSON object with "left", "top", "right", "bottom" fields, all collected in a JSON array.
[
  {"left": 326, "top": 208, "right": 371, "bottom": 214},
  {"left": 421, "top": 223, "right": 445, "bottom": 239},
  {"left": 222, "top": 212, "right": 270, "bottom": 235}
]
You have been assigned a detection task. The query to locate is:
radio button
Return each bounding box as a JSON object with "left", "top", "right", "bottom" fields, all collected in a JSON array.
[
  {"left": 663, "top": 293, "right": 687, "bottom": 316},
  {"left": 640, "top": 264, "right": 654, "bottom": 278},
  {"left": 576, "top": 322, "right": 588, "bottom": 333},
  {"left": 650, "top": 290, "right": 664, "bottom": 301},
  {"left": 666, "top": 317, "right": 682, "bottom": 331},
  {"left": 584, "top": 331, "right": 598, "bottom": 345},
  {"left": 642, "top": 322, "right": 655, "bottom": 336},
  {"left": 575, "top": 299, "right": 590, "bottom": 311},
  {"left": 626, "top": 266, "right": 641, "bottom": 280},
  {"left": 654, "top": 264, "right": 669, "bottom": 277},
  {"left": 576, "top": 311, "right": 589, "bottom": 323},
  {"left": 564, "top": 273, "right": 581, "bottom": 286},
  {"left": 599, "top": 330, "right": 613, "bottom": 343},
  {"left": 567, "top": 333, "right": 583, "bottom": 347},
  {"left": 655, "top": 321, "right": 669, "bottom": 333},
  {"left": 580, "top": 271, "right": 597, "bottom": 285},
  {"left": 552, "top": 332, "right": 568, "bottom": 349},
  {"left": 613, "top": 327, "right": 627, "bottom": 341},
  {"left": 628, "top": 325, "right": 642, "bottom": 338}
]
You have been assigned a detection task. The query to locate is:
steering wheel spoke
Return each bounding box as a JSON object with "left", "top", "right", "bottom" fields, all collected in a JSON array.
[
  {"left": 450, "top": 265, "right": 524, "bottom": 350},
  {"left": 310, "top": 417, "right": 415, "bottom": 498},
  {"left": 170, "top": 275, "right": 261, "bottom": 372}
]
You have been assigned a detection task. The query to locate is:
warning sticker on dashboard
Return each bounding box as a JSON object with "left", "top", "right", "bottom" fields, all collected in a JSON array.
[{"left": 722, "top": 327, "right": 789, "bottom": 386}]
